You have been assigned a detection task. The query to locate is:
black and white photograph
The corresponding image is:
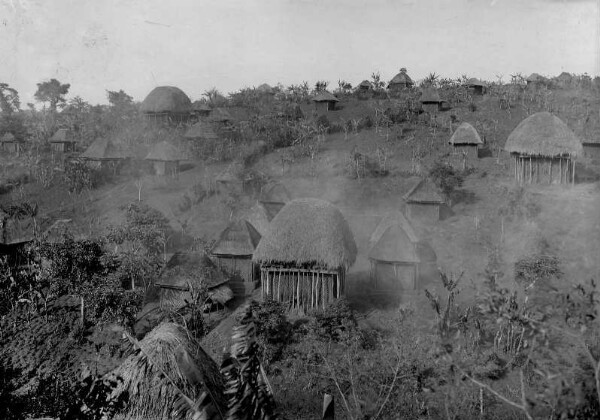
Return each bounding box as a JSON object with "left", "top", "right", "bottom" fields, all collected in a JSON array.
[{"left": 1, "top": 0, "right": 599, "bottom": 418}]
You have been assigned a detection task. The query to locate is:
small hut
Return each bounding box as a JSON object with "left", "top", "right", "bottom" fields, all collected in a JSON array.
[
  {"left": 312, "top": 91, "right": 339, "bottom": 113},
  {"left": 155, "top": 252, "right": 233, "bottom": 310},
  {"left": 242, "top": 202, "right": 274, "bottom": 237},
  {"left": 403, "top": 178, "right": 445, "bottom": 222},
  {"left": 582, "top": 138, "right": 600, "bottom": 160},
  {"left": 448, "top": 122, "right": 484, "bottom": 167},
  {"left": 192, "top": 101, "right": 212, "bottom": 118},
  {"left": 259, "top": 183, "right": 291, "bottom": 217},
  {"left": 211, "top": 220, "right": 262, "bottom": 295},
  {"left": 555, "top": 72, "right": 573, "bottom": 88},
  {"left": 420, "top": 87, "right": 443, "bottom": 113},
  {"left": 140, "top": 86, "right": 192, "bottom": 123},
  {"left": 504, "top": 112, "right": 583, "bottom": 184},
  {"left": 388, "top": 68, "right": 414, "bottom": 91},
  {"left": 208, "top": 108, "right": 233, "bottom": 125},
  {"left": 49, "top": 128, "right": 76, "bottom": 152},
  {"left": 144, "top": 141, "right": 185, "bottom": 177},
  {"left": 526, "top": 73, "right": 549, "bottom": 88},
  {"left": 253, "top": 198, "right": 357, "bottom": 311},
  {"left": 358, "top": 80, "right": 373, "bottom": 92},
  {"left": 80, "top": 137, "right": 131, "bottom": 171},
  {"left": 464, "top": 78, "right": 487, "bottom": 95},
  {"left": 107, "top": 322, "right": 225, "bottom": 419},
  {"left": 257, "top": 83, "right": 275, "bottom": 95},
  {"left": 0, "top": 132, "right": 21, "bottom": 153}
]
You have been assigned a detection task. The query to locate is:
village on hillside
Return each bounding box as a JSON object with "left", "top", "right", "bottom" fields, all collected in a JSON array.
[{"left": 1, "top": 67, "right": 600, "bottom": 419}]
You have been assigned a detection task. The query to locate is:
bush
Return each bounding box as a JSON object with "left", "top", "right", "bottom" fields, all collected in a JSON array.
[
  {"left": 309, "top": 298, "right": 358, "bottom": 342},
  {"left": 428, "top": 160, "right": 464, "bottom": 195},
  {"left": 243, "top": 300, "right": 293, "bottom": 365},
  {"left": 315, "top": 114, "right": 330, "bottom": 130}
]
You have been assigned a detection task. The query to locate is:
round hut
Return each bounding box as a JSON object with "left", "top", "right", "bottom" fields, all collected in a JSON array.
[
  {"left": 140, "top": 86, "right": 192, "bottom": 123},
  {"left": 448, "top": 122, "right": 484, "bottom": 167},
  {"left": 312, "top": 91, "right": 339, "bottom": 113},
  {"left": 464, "top": 78, "right": 487, "bottom": 95},
  {"left": 259, "top": 183, "right": 291, "bottom": 218},
  {"left": 257, "top": 83, "right": 275, "bottom": 95},
  {"left": 419, "top": 87, "right": 442, "bottom": 113},
  {"left": 388, "top": 68, "right": 414, "bottom": 91},
  {"left": 504, "top": 112, "right": 583, "bottom": 184},
  {"left": 358, "top": 80, "right": 373, "bottom": 92},
  {"left": 526, "top": 73, "right": 549, "bottom": 88},
  {"left": 80, "top": 137, "right": 131, "bottom": 171},
  {"left": 403, "top": 178, "right": 446, "bottom": 222},
  {"left": 253, "top": 198, "right": 357, "bottom": 311},
  {"left": 144, "top": 141, "right": 186, "bottom": 177}
]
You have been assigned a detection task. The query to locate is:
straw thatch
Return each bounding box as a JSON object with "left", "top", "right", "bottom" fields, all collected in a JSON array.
[
  {"left": 370, "top": 210, "right": 419, "bottom": 245},
  {"left": 211, "top": 220, "right": 261, "bottom": 256},
  {"left": 526, "top": 73, "right": 548, "bottom": 83},
  {"left": 358, "top": 80, "right": 373, "bottom": 89},
  {"left": 504, "top": 112, "right": 583, "bottom": 157},
  {"left": 420, "top": 87, "right": 441, "bottom": 103},
  {"left": 145, "top": 141, "right": 186, "bottom": 161},
  {"left": 388, "top": 69, "right": 413, "bottom": 87},
  {"left": 253, "top": 198, "right": 357, "bottom": 270},
  {"left": 416, "top": 242, "right": 437, "bottom": 263},
  {"left": 368, "top": 224, "right": 419, "bottom": 264},
  {"left": 156, "top": 252, "right": 232, "bottom": 309},
  {"left": 312, "top": 91, "right": 339, "bottom": 103},
  {"left": 259, "top": 183, "right": 291, "bottom": 205},
  {"left": 184, "top": 122, "right": 218, "bottom": 140},
  {"left": 140, "top": 86, "right": 192, "bottom": 114},
  {"left": 49, "top": 128, "right": 74, "bottom": 143},
  {"left": 403, "top": 178, "right": 445, "bottom": 204},
  {"left": 242, "top": 202, "right": 274, "bottom": 237},
  {"left": 257, "top": 83, "right": 275, "bottom": 94},
  {"left": 208, "top": 108, "right": 233, "bottom": 123},
  {"left": 1, "top": 132, "right": 16, "bottom": 142},
  {"left": 108, "top": 322, "right": 225, "bottom": 419},
  {"left": 449, "top": 122, "right": 484, "bottom": 145},
  {"left": 465, "top": 78, "right": 486, "bottom": 87},
  {"left": 80, "top": 137, "right": 130, "bottom": 160}
]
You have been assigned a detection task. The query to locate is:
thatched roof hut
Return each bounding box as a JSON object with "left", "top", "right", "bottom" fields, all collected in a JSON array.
[
  {"left": 108, "top": 322, "right": 225, "bottom": 419},
  {"left": 184, "top": 122, "right": 218, "bottom": 141},
  {"left": 49, "top": 128, "right": 76, "bottom": 152},
  {"left": 358, "top": 80, "right": 373, "bottom": 91},
  {"left": 254, "top": 198, "right": 356, "bottom": 270},
  {"left": 449, "top": 123, "right": 484, "bottom": 146},
  {"left": 464, "top": 78, "right": 487, "bottom": 95},
  {"left": 242, "top": 202, "right": 274, "bottom": 237},
  {"left": 388, "top": 68, "right": 414, "bottom": 89},
  {"left": 419, "top": 87, "right": 441, "bottom": 104},
  {"left": 259, "top": 183, "right": 291, "bottom": 216},
  {"left": 312, "top": 91, "right": 339, "bottom": 112},
  {"left": 208, "top": 108, "right": 233, "bottom": 124},
  {"left": 80, "top": 137, "right": 130, "bottom": 160},
  {"left": 403, "top": 178, "right": 445, "bottom": 222},
  {"left": 140, "top": 86, "right": 192, "bottom": 114},
  {"left": 505, "top": 112, "right": 582, "bottom": 158},
  {"left": 1, "top": 132, "right": 16, "bottom": 143},
  {"left": 145, "top": 141, "right": 186, "bottom": 161},
  {"left": 192, "top": 101, "right": 212, "bottom": 117},
  {"left": 1, "top": 132, "right": 21, "bottom": 153},
  {"left": 526, "top": 73, "right": 549, "bottom": 87},
  {"left": 370, "top": 210, "right": 418, "bottom": 245},
  {"left": 212, "top": 220, "right": 261, "bottom": 257},
  {"left": 257, "top": 83, "right": 275, "bottom": 94},
  {"left": 369, "top": 224, "right": 419, "bottom": 264}
]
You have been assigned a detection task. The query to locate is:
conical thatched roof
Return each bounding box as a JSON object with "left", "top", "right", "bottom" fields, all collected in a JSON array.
[
  {"left": 253, "top": 198, "right": 357, "bottom": 270},
  {"left": 526, "top": 73, "right": 547, "bottom": 83},
  {"left": 208, "top": 108, "right": 233, "bottom": 123},
  {"left": 465, "top": 78, "right": 486, "bottom": 87},
  {"left": 108, "top": 322, "right": 225, "bottom": 419},
  {"left": 370, "top": 210, "right": 419, "bottom": 245},
  {"left": 389, "top": 69, "right": 413, "bottom": 86},
  {"left": 155, "top": 252, "right": 232, "bottom": 308},
  {"left": 49, "top": 128, "right": 74, "bottom": 143},
  {"left": 144, "top": 141, "right": 186, "bottom": 161},
  {"left": 403, "top": 178, "right": 445, "bottom": 204},
  {"left": 555, "top": 72, "right": 573, "bottom": 82},
  {"left": 420, "top": 87, "right": 441, "bottom": 103},
  {"left": 449, "top": 122, "right": 484, "bottom": 145},
  {"left": 0, "top": 132, "right": 16, "bottom": 142},
  {"left": 368, "top": 224, "right": 419, "bottom": 264},
  {"left": 312, "top": 91, "right": 339, "bottom": 102},
  {"left": 140, "top": 86, "right": 192, "bottom": 114},
  {"left": 242, "top": 202, "right": 274, "bottom": 237},
  {"left": 80, "top": 137, "right": 130, "bottom": 160},
  {"left": 211, "top": 219, "right": 262, "bottom": 256},
  {"left": 259, "top": 183, "right": 291, "bottom": 205},
  {"left": 359, "top": 80, "right": 373, "bottom": 88},
  {"left": 504, "top": 112, "right": 583, "bottom": 157},
  {"left": 184, "top": 122, "right": 218, "bottom": 140},
  {"left": 257, "top": 83, "right": 275, "bottom": 94}
]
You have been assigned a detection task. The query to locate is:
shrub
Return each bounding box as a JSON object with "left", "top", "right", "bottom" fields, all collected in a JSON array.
[
  {"left": 309, "top": 298, "right": 358, "bottom": 342},
  {"left": 243, "top": 300, "right": 293, "bottom": 365},
  {"left": 429, "top": 160, "right": 464, "bottom": 195}
]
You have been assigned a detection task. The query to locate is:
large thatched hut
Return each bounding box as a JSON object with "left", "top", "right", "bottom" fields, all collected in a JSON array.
[
  {"left": 403, "top": 178, "right": 445, "bottom": 222},
  {"left": 504, "top": 112, "right": 583, "bottom": 184},
  {"left": 211, "top": 220, "right": 262, "bottom": 295},
  {"left": 253, "top": 198, "right": 357, "bottom": 311},
  {"left": 259, "top": 183, "right": 291, "bottom": 217},
  {"left": 80, "top": 137, "right": 131, "bottom": 171},
  {"left": 0, "top": 132, "right": 21, "bottom": 153},
  {"left": 464, "top": 78, "right": 487, "bottom": 95},
  {"left": 107, "top": 322, "right": 225, "bottom": 419},
  {"left": 49, "top": 128, "right": 76, "bottom": 152},
  {"left": 448, "top": 122, "right": 484, "bottom": 166},
  {"left": 312, "top": 91, "right": 339, "bottom": 113},
  {"left": 144, "top": 141, "right": 185, "bottom": 177},
  {"left": 388, "top": 68, "right": 414, "bottom": 90},
  {"left": 140, "top": 86, "right": 192, "bottom": 123}
]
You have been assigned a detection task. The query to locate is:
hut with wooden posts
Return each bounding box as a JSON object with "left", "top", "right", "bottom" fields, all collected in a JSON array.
[
  {"left": 0, "top": 132, "right": 21, "bottom": 153},
  {"left": 253, "top": 198, "right": 357, "bottom": 311},
  {"left": 388, "top": 68, "right": 414, "bottom": 91},
  {"left": 369, "top": 211, "right": 438, "bottom": 291},
  {"left": 582, "top": 138, "right": 600, "bottom": 160},
  {"left": 419, "top": 87, "right": 443, "bottom": 113},
  {"left": 403, "top": 178, "right": 445, "bottom": 222},
  {"left": 49, "top": 128, "right": 76, "bottom": 152},
  {"left": 140, "top": 86, "right": 192, "bottom": 123},
  {"left": 449, "top": 122, "right": 484, "bottom": 168},
  {"left": 358, "top": 80, "right": 373, "bottom": 92},
  {"left": 211, "top": 220, "right": 262, "bottom": 296},
  {"left": 107, "top": 322, "right": 225, "bottom": 419},
  {"left": 144, "top": 141, "right": 185, "bottom": 177},
  {"left": 242, "top": 202, "right": 274, "bottom": 237},
  {"left": 155, "top": 252, "right": 233, "bottom": 311},
  {"left": 312, "top": 91, "right": 339, "bottom": 113},
  {"left": 80, "top": 137, "right": 131, "bottom": 171},
  {"left": 192, "top": 101, "right": 212, "bottom": 118},
  {"left": 464, "top": 78, "right": 487, "bottom": 95},
  {"left": 504, "top": 112, "right": 583, "bottom": 184},
  {"left": 259, "top": 183, "right": 291, "bottom": 217},
  {"left": 526, "top": 73, "right": 549, "bottom": 88}
]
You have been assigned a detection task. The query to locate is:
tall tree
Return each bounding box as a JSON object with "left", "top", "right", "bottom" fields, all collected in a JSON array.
[
  {"left": 107, "top": 89, "right": 133, "bottom": 108},
  {"left": 34, "top": 78, "right": 71, "bottom": 111},
  {"left": 0, "top": 83, "right": 20, "bottom": 114}
]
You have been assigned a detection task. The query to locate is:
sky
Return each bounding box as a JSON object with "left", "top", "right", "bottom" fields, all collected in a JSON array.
[{"left": 0, "top": 0, "right": 598, "bottom": 106}]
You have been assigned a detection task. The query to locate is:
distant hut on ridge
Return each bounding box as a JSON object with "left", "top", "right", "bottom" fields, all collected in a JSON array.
[
  {"left": 448, "top": 122, "right": 484, "bottom": 168},
  {"left": 144, "top": 141, "right": 185, "bottom": 177},
  {"left": 358, "top": 80, "right": 373, "bottom": 92},
  {"left": 49, "top": 128, "right": 76, "bottom": 153},
  {"left": 312, "top": 91, "right": 339, "bottom": 113},
  {"left": 526, "top": 73, "right": 549, "bottom": 88},
  {"left": 253, "top": 198, "right": 357, "bottom": 311},
  {"left": 259, "top": 183, "right": 291, "bottom": 217},
  {"left": 504, "top": 112, "right": 582, "bottom": 184},
  {"left": 419, "top": 87, "right": 443, "bottom": 113},
  {"left": 140, "top": 86, "right": 192, "bottom": 123},
  {"left": 192, "top": 101, "right": 212, "bottom": 118},
  {"left": 257, "top": 83, "right": 275, "bottom": 95},
  {"left": 80, "top": 137, "right": 131, "bottom": 172},
  {"left": 388, "top": 68, "right": 414, "bottom": 91},
  {"left": 403, "top": 178, "right": 445, "bottom": 222},
  {"left": 555, "top": 72, "right": 573, "bottom": 89},
  {"left": 464, "top": 78, "right": 487, "bottom": 95},
  {"left": 211, "top": 219, "right": 262, "bottom": 296}
]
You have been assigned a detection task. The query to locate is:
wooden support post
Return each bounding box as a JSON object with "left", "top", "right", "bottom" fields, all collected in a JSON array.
[
  {"left": 322, "top": 393, "right": 334, "bottom": 420},
  {"left": 549, "top": 158, "right": 552, "bottom": 184},
  {"left": 560, "top": 158, "right": 562, "bottom": 184},
  {"left": 572, "top": 159, "right": 576, "bottom": 185}
]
